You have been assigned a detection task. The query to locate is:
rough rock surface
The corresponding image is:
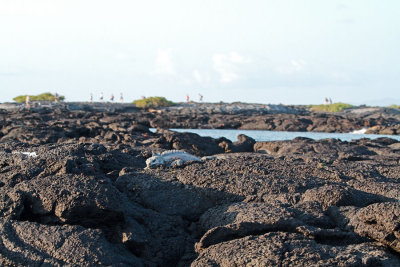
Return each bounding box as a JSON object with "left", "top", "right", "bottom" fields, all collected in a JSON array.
[
  {"left": 0, "top": 219, "right": 142, "bottom": 266},
  {"left": 192, "top": 232, "right": 399, "bottom": 267},
  {"left": 142, "top": 103, "right": 400, "bottom": 135},
  {"left": 2, "top": 102, "right": 400, "bottom": 135},
  {"left": 0, "top": 106, "right": 400, "bottom": 266}
]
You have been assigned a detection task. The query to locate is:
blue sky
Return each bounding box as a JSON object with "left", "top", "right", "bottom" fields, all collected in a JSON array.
[{"left": 1, "top": 0, "right": 399, "bottom": 105}]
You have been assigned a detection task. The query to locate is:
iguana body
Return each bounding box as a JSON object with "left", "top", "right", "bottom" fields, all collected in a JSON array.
[{"left": 146, "top": 150, "right": 202, "bottom": 169}]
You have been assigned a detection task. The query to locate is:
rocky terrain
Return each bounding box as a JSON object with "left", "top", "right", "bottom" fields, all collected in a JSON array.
[
  {"left": 146, "top": 103, "right": 400, "bottom": 135},
  {"left": 0, "top": 104, "right": 400, "bottom": 266},
  {"left": 2, "top": 101, "right": 400, "bottom": 135}
]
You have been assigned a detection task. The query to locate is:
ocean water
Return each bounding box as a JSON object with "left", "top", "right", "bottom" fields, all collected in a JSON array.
[{"left": 151, "top": 128, "right": 400, "bottom": 142}]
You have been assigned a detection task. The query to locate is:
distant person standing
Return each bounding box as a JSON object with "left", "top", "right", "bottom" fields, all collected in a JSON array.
[
  {"left": 324, "top": 97, "right": 329, "bottom": 105},
  {"left": 54, "top": 93, "right": 59, "bottom": 102},
  {"left": 199, "top": 94, "right": 203, "bottom": 102},
  {"left": 100, "top": 92, "right": 104, "bottom": 101},
  {"left": 90, "top": 93, "right": 93, "bottom": 102},
  {"left": 186, "top": 94, "right": 190, "bottom": 103},
  {"left": 25, "top": 95, "right": 31, "bottom": 109},
  {"left": 329, "top": 98, "right": 333, "bottom": 104},
  {"left": 110, "top": 94, "right": 114, "bottom": 101},
  {"left": 119, "top": 93, "right": 124, "bottom": 102}
]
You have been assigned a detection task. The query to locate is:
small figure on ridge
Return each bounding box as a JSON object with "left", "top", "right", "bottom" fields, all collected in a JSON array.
[{"left": 25, "top": 95, "right": 31, "bottom": 109}]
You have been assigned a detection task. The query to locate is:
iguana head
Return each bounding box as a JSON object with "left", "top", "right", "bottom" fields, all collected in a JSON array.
[{"left": 145, "top": 154, "right": 165, "bottom": 169}]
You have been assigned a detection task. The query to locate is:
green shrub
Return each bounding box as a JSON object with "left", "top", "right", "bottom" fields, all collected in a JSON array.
[
  {"left": 133, "top": 96, "right": 176, "bottom": 109},
  {"left": 310, "top": 102, "right": 354, "bottom": 112},
  {"left": 13, "top": 92, "right": 65, "bottom": 103},
  {"left": 388, "top": 104, "right": 400, "bottom": 109}
]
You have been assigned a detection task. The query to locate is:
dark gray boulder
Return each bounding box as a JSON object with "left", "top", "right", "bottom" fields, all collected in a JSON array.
[
  {"left": 12, "top": 174, "right": 125, "bottom": 227},
  {"left": 151, "top": 130, "right": 226, "bottom": 156},
  {"left": 0, "top": 219, "right": 142, "bottom": 266},
  {"left": 192, "top": 232, "right": 400, "bottom": 267},
  {"left": 346, "top": 202, "right": 400, "bottom": 253}
]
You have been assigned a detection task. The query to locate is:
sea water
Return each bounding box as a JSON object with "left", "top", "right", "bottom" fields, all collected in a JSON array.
[{"left": 151, "top": 128, "right": 400, "bottom": 142}]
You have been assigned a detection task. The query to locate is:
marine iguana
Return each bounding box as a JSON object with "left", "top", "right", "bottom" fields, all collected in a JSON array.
[
  {"left": 12, "top": 151, "right": 38, "bottom": 158},
  {"left": 145, "top": 151, "right": 263, "bottom": 169},
  {"left": 145, "top": 150, "right": 202, "bottom": 169}
]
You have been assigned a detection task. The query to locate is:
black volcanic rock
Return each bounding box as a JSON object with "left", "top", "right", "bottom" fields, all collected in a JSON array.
[
  {"left": 0, "top": 219, "right": 143, "bottom": 266},
  {"left": 192, "top": 232, "right": 400, "bottom": 266},
  {"left": 151, "top": 129, "right": 227, "bottom": 156},
  {"left": 0, "top": 105, "right": 400, "bottom": 265},
  {"left": 230, "top": 134, "right": 256, "bottom": 152}
]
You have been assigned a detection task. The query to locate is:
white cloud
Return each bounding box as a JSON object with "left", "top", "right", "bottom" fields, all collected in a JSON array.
[
  {"left": 0, "top": 1, "right": 64, "bottom": 16},
  {"left": 276, "top": 59, "right": 307, "bottom": 74},
  {"left": 331, "top": 71, "right": 350, "bottom": 81},
  {"left": 155, "top": 48, "right": 176, "bottom": 75},
  {"left": 337, "top": 18, "right": 355, "bottom": 24},
  {"left": 193, "top": 70, "right": 202, "bottom": 82},
  {"left": 114, "top": 52, "right": 129, "bottom": 60},
  {"left": 291, "top": 60, "right": 306, "bottom": 71},
  {"left": 213, "top": 52, "right": 248, "bottom": 83},
  {"left": 193, "top": 70, "right": 212, "bottom": 83},
  {"left": 336, "top": 3, "right": 348, "bottom": 10}
]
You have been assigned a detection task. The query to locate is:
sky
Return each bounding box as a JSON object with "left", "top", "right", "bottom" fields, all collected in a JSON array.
[{"left": 0, "top": 0, "right": 399, "bottom": 105}]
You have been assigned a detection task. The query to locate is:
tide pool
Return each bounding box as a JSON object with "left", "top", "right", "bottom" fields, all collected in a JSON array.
[{"left": 151, "top": 128, "right": 400, "bottom": 142}]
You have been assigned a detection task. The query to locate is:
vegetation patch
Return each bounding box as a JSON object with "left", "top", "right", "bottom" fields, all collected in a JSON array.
[
  {"left": 310, "top": 103, "right": 354, "bottom": 112},
  {"left": 133, "top": 96, "right": 176, "bottom": 109},
  {"left": 13, "top": 92, "right": 65, "bottom": 103},
  {"left": 388, "top": 105, "right": 400, "bottom": 109}
]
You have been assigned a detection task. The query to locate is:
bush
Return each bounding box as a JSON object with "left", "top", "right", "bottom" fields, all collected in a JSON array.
[
  {"left": 133, "top": 96, "right": 176, "bottom": 109},
  {"left": 13, "top": 92, "right": 65, "bottom": 103},
  {"left": 310, "top": 103, "right": 354, "bottom": 112},
  {"left": 388, "top": 105, "right": 400, "bottom": 109}
]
